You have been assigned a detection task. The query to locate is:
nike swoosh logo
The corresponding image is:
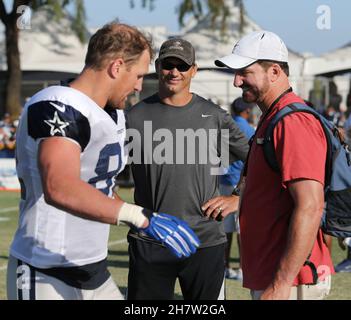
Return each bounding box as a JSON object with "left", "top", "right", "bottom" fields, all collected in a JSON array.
[
  {"left": 202, "top": 114, "right": 213, "bottom": 118},
  {"left": 50, "top": 101, "right": 66, "bottom": 113}
]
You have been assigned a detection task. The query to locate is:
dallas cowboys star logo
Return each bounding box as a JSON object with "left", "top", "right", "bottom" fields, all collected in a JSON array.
[{"left": 44, "top": 111, "right": 70, "bottom": 136}]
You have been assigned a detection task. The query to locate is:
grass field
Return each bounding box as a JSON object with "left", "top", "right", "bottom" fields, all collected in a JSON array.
[{"left": 0, "top": 189, "right": 350, "bottom": 300}]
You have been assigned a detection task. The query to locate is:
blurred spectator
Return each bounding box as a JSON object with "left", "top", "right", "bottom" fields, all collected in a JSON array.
[
  {"left": 0, "top": 127, "right": 6, "bottom": 158},
  {"left": 0, "top": 113, "right": 17, "bottom": 158},
  {"left": 219, "top": 98, "right": 256, "bottom": 281},
  {"left": 323, "top": 104, "right": 345, "bottom": 128},
  {"left": 329, "top": 81, "right": 342, "bottom": 111},
  {"left": 0, "top": 113, "right": 12, "bottom": 131}
]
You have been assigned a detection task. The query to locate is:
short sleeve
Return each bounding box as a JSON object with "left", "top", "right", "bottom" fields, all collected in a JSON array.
[
  {"left": 273, "top": 112, "right": 327, "bottom": 188},
  {"left": 27, "top": 100, "right": 91, "bottom": 151}
]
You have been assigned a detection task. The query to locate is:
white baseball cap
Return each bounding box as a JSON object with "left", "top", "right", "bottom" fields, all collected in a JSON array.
[{"left": 214, "top": 30, "right": 288, "bottom": 70}]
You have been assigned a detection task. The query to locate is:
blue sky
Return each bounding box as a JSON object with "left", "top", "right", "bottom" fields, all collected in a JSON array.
[{"left": 82, "top": 0, "right": 351, "bottom": 55}]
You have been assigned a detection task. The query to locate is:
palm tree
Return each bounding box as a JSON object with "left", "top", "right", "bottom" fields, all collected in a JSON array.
[
  {"left": 136, "top": 0, "right": 246, "bottom": 37},
  {"left": 1, "top": 0, "right": 245, "bottom": 116},
  {"left": 0, "top": 0, "right": 86, "bottom": 116}
]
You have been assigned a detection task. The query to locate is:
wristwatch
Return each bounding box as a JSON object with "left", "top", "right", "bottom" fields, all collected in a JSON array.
[{"left": 231, "top": 185, "right": 241, "bottom": 196}]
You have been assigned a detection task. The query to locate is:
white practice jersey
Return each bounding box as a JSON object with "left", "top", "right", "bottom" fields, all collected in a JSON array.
[{"left": 10, "top": 86, "right": 127, "bottom": 268}]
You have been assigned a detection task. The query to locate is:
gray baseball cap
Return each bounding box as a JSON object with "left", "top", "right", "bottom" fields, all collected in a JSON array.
[{"left": 157, "top": 38, "right": 195, "bottom": 66}]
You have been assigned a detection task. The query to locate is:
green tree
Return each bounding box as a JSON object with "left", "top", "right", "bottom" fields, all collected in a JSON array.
[
  {"left": 134, "top": 0, "right": 246, "bottom": 37},
  {"left": 0, "top": 0, "right": 86, "bottom": 117},
  {"left": 1, "top": 0, "right": 245, "bottom": 116}
]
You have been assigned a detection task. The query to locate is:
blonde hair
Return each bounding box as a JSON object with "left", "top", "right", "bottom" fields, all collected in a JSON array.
[{"left": 85, "top": 22, "right": 154, "bottom": 70}]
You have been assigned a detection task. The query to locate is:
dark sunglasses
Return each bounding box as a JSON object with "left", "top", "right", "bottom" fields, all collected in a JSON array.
[{"left": 161, "top": 61, "right": 192, "bottom": 72}]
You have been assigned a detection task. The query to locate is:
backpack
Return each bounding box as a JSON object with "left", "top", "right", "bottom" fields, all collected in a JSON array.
[{"left": 260, "top": 102, "right": 351, "bottom": 238}]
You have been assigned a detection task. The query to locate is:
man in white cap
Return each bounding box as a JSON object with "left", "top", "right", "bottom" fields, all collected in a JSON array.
[{"left": 209, "top": 30, "right": 334, "bottom": 299}]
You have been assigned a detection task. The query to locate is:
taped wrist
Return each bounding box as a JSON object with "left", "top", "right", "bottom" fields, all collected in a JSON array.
[{"left": 117, "top": 203, "right": 149, "bottom": 228}]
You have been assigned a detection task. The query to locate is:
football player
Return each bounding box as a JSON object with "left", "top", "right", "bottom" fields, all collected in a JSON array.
[{"left": 7, "top": 22, "right": 199, "bottom": 300}]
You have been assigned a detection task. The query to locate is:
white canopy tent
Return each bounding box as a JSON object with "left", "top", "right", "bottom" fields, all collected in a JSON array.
[
  {"left": 0, "top": 5, "right": 349, "bottom": 110},
  {"left": 0, "top": 9, "right": 89, "bottom": 74},
  {"left": 304, "top": 43, "right": 351, "bottom": 76}
]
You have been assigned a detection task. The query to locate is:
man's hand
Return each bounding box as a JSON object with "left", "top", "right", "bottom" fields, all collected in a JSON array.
[
  {"left": 260, "top": 282, "right": 292, "bottom": 300},
  {"left": 201, "top": 195, "right": 239, "bottom": 220},
  {"left": 140, "top": 213, "right": 200, "bottom": 258}
]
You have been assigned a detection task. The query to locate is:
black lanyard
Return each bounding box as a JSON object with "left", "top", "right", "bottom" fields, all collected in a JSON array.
[
  {"left": 243, "top": 87, "right": 293, "bottom": 176},
  {"left": 254, "top": 87, "right": 293, "bottom": 134}
]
